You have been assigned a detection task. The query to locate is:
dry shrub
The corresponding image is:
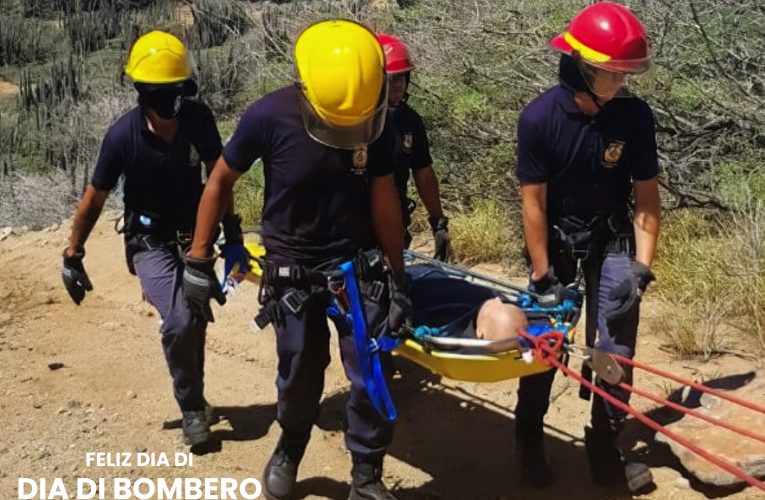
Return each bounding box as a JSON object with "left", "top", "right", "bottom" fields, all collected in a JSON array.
[
  {"left": 448, "top": 199, "right": 521, "bottom": 268},
  {"left": 655, "top": 203, "right": 765, "bottom": 356}
]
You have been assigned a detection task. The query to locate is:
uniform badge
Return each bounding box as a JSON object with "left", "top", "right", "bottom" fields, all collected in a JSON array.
[
  {"left": 603, "top": 140, "right": 625, "bottom": 168},
  {"left": 351, "top": 144, "right": 368, "bottom": 174},
  {"left": 402, "top": 133, "right": 413, "bottom": 153}
]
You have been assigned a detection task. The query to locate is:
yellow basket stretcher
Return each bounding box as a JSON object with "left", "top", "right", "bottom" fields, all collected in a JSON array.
[
  {"left": 242, "top": 242, "right": 580, "bottom": 383},
  {"left": 392, "top": 251, "right": 579, "bottom": 383}
]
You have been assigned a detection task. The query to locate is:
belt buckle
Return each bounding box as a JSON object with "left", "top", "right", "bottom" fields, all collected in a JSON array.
[
  {"left": 366, "top": 280, "right": 385, "bottom": 302},
  {"left": 176, "top": 231, "right": 192, "bottom": 247},
  {"left": 281, "top": 289, "right": 309, "bottom": 315},
  {"left": 571, "top": 248, "right": 589, "bottom": 261}
]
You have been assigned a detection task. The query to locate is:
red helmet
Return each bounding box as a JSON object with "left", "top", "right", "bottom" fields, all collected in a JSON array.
[
  {"left": 376, "top": 33, "right": 414, "bottom": 75},
  {"left": 549, "top": 2, "right": 650, "bottom": 74}
]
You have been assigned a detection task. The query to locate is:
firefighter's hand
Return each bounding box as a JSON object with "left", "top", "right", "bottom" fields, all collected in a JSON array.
[
  {"left": 387, "top": 273, "right": 413, "bottom": 334},
  {"left": 183, "top": 254, "right": 226, "bottom": 322},
  {"left": 429, "top": 216, "right": 451, "bottom": 262},
  {"left": 529, "top": 266, "right": 582, "bottom": 308},
  {"left": 62, "top": 248, "right": 93, "bottom": 305},
  {"left": 606, "top": 261, "right": 655, "bottom": 321}
]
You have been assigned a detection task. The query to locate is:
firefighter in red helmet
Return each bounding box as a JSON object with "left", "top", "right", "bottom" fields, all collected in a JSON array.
[
  {"left": 377, "top": 33, "right": 451, "bottom": 261},
  {"left": 514, "top": 2, "right": 661, "bottom": 492}
]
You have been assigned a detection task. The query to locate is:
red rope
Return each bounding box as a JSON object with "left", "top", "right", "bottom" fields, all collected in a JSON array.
[
  {"left": 516, "top": 330, "right": 765, "bottom": 492},
  {"left": 610, "top": 353, "right": 765, "bottom": 416},
  {"left": 617, "top": 382, "right": 765, "bottom": 446}
]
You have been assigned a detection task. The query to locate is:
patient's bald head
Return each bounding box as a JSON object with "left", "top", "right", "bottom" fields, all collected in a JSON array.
[{"left": 475, "top": 298, "right": 528, "bottom": 341}]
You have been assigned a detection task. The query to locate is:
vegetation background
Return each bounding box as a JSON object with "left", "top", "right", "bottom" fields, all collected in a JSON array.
[{"left": 1, "top": 0, "right": 763, "bottom": 356}]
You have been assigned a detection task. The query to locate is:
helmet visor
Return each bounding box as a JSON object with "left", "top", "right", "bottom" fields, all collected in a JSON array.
[
  {"left": 579, "top": 62, "right": 656, "bottom": 99},
  {"left": 296, "top": 79, "right": 389, "bottom": 150}
]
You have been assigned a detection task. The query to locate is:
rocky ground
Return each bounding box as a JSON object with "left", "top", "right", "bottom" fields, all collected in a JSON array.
[{"left": 1, "top": 214, "right": 763, "bottom": 499}]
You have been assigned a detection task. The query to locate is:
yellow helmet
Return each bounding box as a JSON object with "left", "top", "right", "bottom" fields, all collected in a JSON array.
[
  {"left": 124, "top": 31, "right": 192, "bottom": 84},
  {"left": 294, "top": 19, "right": 388, "bottom": 149}
]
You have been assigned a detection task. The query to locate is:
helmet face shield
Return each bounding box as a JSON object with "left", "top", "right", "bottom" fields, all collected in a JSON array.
[
  {"left": 578, "top": 61, "right": 656, "bottom": 99},
  {"left": 292, "top": 19, "right": 388, "bottom": 149},
  {"left": 297, "top": 79, "right": 388, "bottom": 150}
]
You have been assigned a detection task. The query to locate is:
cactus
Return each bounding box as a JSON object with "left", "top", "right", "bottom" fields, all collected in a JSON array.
[
  {"left": 18, "top": 54, "right": 83, "bottom": 131},
  {"left": 63, "top": 3, "right": 130, "bottom": 55},
  {"left": 0, "top": 14, "right": 58, "bottom": 65}
]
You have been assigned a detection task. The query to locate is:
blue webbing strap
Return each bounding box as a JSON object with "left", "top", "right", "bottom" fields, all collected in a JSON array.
[{"left": 328, "top": 261, "right": 398, "bottom": 422}]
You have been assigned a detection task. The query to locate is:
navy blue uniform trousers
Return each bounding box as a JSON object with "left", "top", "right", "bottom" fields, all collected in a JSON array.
[
  {"left": 273, "top": 286, "right": 393, "bottom": 465},
  {"left": 515, "top": 248, "right": 639, "bottom": 443},
  {"left": 132, "top": 244, "right": 207, "bottom": 412}
]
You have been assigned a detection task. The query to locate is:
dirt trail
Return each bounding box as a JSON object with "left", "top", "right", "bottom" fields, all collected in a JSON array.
[
  {"left": 0, "top": 75, "right": 19, "bottom": 96},
  {"left": 0, "top": 215, "right": 762, "bottom": 499}
]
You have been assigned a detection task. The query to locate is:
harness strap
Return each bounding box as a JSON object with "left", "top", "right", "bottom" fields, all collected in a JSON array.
[{"left": 253, "top": 250, "right": 387, "bottom": 330}]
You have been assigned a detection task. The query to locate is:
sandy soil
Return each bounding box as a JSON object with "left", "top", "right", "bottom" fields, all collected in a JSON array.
[{"left": 0, "top": 215, "right": 762, "bottom": 500}]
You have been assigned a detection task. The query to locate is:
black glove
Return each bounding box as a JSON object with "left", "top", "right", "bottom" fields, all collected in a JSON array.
[
  {"left": 387, "top": 273, "right": 413, "bottom": 334},
  {"left": 606, "top": 261, "right": 655, "bottom": 321},
  {"left": 183, "top": 254, "right": 227, "bottom": 323},
  {"left": 429, "top": 216, "right": 451, "bottom": 262},
  {"left": 62, "top": 249, "right": 93, "bottom": 305},
  {"left": 529, "top": 266, "right": 582, "bottom": 308}
]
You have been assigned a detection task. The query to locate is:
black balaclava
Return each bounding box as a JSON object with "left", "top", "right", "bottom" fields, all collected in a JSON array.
[
  {"left": 558, "top": 54, "right": 589, "bottom": 92},
  {"left": 402, "top": 71, "right": 411, "bottom": 104},
  {"left": 135, "top": 80, "right": 197, "bottom": 119},
  {"left": 558, "top": 54, "right": 604, "bottom": 110}
]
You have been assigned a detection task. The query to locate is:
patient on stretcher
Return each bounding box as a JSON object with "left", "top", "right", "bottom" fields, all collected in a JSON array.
[{"left": 407, "top": 264, "right": 529, "bottom": 347}]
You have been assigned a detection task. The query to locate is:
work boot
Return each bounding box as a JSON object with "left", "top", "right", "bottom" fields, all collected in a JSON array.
[
  {"left": 348, "top": 461, "right": 397, "bottom": 500},
  {"left": 263, "top": 433, "right": 309, "bottom": 500},
  {"left": 517, "top": 437, "right": 554, "bottom": 488},
  {"left": 584, "top": 426, "right": 653, "bottom": 493},
  {"left": 182, "top": 411, "right": 211, "bottom": 446}
]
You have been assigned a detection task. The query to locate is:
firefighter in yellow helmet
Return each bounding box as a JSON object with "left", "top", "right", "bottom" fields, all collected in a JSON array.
[
  {"left": 183, "top": 19, "right": 408, "bottom": 500},
  {"left": 61, "top": 31, "right": 245, "bottom": 448}
]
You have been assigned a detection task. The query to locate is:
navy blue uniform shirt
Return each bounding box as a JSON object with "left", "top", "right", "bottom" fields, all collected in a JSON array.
[
  {"left": 91, "top": 100, "right": 222, "bottom": 232},
  {"left": 390, "top": 101, "right": 433, "bottom": 201},
  {"left": 515, "top": 85, "right": 659, "bottom": 225},
  {"left": 223, "top": 86, "right": 396, "bottom": 264}
]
